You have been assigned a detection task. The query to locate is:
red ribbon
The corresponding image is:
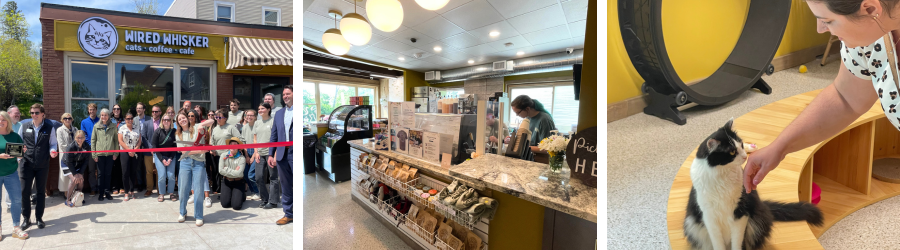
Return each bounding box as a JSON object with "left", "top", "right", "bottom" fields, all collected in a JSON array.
[{"left": 61, "top": 141, "right": 294, "bottom": 154}]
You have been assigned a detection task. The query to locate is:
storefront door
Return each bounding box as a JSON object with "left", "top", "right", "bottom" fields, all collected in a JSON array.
[{"left": 233, "top": 75, "right": 289, "bottom": 110}]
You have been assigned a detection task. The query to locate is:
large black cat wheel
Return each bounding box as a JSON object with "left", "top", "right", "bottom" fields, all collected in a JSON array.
[{"left": 619, "top": 0, "right": 790, "bottom": 125}]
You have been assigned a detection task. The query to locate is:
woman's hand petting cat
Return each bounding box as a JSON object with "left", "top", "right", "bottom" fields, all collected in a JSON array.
[{"left": 743, "top": 144, "right": 787, "bottom": 194}]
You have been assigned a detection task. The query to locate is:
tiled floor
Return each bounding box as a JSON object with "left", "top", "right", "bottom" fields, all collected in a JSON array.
[
  {"left": 0, "top": 183, "right": 292, "bottom": 249},
  {"left": 301, "top": 166, "right": 412, "bottom": 250}
]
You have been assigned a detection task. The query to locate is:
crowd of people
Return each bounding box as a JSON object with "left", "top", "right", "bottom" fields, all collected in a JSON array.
[{"left": 0, "top": 86, "right": 294, "bottom": 240}]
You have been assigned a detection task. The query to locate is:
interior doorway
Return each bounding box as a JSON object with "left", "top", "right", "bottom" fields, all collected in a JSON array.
[{"left": 233, "top": 75, "right": 289, "bottom": 110}]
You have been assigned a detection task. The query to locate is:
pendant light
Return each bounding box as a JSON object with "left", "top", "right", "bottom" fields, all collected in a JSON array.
[
  {"left": 366, "top": 0, "right": 403, "bottom": 32},
  {"left": 340, "top": 0, "right": 372, "bottom": 46},
  {"left": 415, "top": 0, "right": 449, "bottom": 10},
  {"left": 322, "top": 10, "right": 351, "bottom": 56}
]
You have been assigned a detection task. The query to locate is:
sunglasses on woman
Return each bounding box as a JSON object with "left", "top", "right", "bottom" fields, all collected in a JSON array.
[{"left": 63, "top": 117, "right": 72, "bottom": 121}]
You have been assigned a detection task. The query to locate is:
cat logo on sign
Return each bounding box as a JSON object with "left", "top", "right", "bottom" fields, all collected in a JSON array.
[{"left": 77, "top": 17, "right": 118, "bottom": 58}]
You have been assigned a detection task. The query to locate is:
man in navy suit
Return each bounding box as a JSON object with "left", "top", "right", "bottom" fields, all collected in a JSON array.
[
  {"left": 140, "top": 105, "right": 161, "bottom": 196},
  {"left": 268, "top": 85, "right": 293, "bottom": 225}
]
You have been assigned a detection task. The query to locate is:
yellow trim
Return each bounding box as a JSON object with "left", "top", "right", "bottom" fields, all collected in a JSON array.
[{"left": 54, "top": 20, "right": 292, "bottom": 76}]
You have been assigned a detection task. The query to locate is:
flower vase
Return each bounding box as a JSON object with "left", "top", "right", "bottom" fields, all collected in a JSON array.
[{"left": 538, "top": 151, "right": 571, "bottom": 187}]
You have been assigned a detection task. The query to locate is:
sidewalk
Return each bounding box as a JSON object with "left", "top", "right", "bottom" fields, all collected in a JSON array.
[{"left": 0, "top": 187, "right": 293, "bottom": 249}]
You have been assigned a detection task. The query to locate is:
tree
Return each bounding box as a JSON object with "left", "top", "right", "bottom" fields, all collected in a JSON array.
[
  {"left": 0, "top": 37, "right": 40, "bottom": 109},
  {"left": 1, "top": 1, "right": 27, "bottom": 44},
  {"left": 132, "top": 0, "right": 160, "bottom": 15}
]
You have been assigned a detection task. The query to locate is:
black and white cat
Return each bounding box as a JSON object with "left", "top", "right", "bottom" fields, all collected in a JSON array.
[{"left": 684, "top": 119, "right": 823, "bottom": 250}]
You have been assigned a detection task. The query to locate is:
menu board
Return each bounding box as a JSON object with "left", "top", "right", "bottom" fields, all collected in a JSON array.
[
  {"left": 390, "top": 102, "right": 401, "bottom": 127},
  {"left": 401, "top": 102, "right": 416, "bottom": 128},
  {"left": 423, "top": 132, "right": 440, "bottom": 163},
  {"left": 408, "top": 129, "right": 424, "bottom": 158}
]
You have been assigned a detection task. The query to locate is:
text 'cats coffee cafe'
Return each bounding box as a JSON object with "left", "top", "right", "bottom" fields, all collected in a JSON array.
[{"left": 40, "top": 3, "right": 293, "bottom": 125}]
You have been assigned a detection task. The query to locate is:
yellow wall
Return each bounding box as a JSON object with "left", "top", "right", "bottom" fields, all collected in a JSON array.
[
  {"left": 578, "top": 0, "right": 597, "bottom": 132},
  {"left": 608, "top": 0, "right": 832, "bottom": 104},
  {"left": 404, "top": 70, "right": 427, "bottom": 101},
  {"left": 487, "top": 191, "right": 546, "bottom": 249},
  {"left": 54, "top": 20, "right": 292, "bottom": 75}
]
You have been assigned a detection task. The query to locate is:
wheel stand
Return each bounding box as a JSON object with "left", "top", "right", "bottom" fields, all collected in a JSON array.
[{"left": 643, "top": 78, "right": 772, "bottom": 125}]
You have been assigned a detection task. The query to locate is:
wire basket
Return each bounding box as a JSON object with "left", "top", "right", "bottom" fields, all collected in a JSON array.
[
  {"left": 431, "top": 199, "right": 480, "bottom": 230},
  {"left": 404, "top": 214, "right": 437, "bottom": 244},
  {"left": 433, "top": 235, "right": 490, "bottom": 250},
  {"left": 404, "top": 175, "right": 449, "bottom": 210}
]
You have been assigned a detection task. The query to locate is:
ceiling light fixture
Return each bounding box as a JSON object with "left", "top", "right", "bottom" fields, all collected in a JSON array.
[
  {"left": 399, "top": 57, "right": 405, "bottom": 61},
  {"left": 468, "top": 60, "right": 474, "bottom": 64},
  {"left": 303, "top": 63, "right": 340, "bottom": 71},
  {"left": 433, "top": 46, "right": 442, "bottom": 52},
  {"left": 371, "top": 73, "right": 398, "bottom": 79},
  {"left": 517, "top": 51, "right": 524, "bottom": 56},
  {"left": 323, "top": 10, "right": 351, "bottom": 56},
  {"left": 340, "top": 0, "right": 372, "bottom": 46},
  {"left": 367, "top": 0, "right": 404, "bottom": 32},
  {"left": 415, "top": 0, "right": 449, "bottom": 10},
  {"left": 489, "top": 31, "right": 500, "bottom": 37}
]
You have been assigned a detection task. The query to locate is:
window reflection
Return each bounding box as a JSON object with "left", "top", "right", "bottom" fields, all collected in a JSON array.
[
  {"left": 115, "top": 63, "right": 174, "bottom": 113},
  {"left": 181, "top": 67, "right": 211, "bottom": 101},
  {"left": 71, "top": 60, "right": 108, "bottom": 98},
  {"left": 71, "top": 101, "right": 109, "bottom": 125}
]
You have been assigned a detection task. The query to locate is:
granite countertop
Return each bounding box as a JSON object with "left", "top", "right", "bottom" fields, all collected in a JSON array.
[
  {"left": 347, "top": 139, "right": 486, "bottom": 190},
  {"left": 450, "top": 154, "right": 598, "bottom": 223}
]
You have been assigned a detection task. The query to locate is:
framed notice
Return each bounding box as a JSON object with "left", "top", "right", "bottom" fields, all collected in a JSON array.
[
  {"left": 6, "top": 143, "right": 22, "bottom": 157},
  {"left": 423, "top": 132, "right": 440, "bottom": 163},
  {"left": 401, "top": 102, "right": 416, "bottom": 128},
  {"left": 408, "top": 129, "right": 423, "bottom": 158}
]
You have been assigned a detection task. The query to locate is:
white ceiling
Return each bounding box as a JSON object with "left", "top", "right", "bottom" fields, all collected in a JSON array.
[{"left": 303, "top": 0, "right": 587, "bottom": 72}]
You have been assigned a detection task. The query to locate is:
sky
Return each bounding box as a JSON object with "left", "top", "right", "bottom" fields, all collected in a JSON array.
[{"left": 11, "top": 0, "right": 176, "bottom": 49}]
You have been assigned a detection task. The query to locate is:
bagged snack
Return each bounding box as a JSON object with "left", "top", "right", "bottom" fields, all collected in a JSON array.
[
  {"left": 447, "top": 235, "right": 464, "bottom": 250},
  {"left": 465, "top": 230, "right": 482, "bottom": 250},
  {"left": 437, "top": 222, "right": 452, "bottom": 243}
]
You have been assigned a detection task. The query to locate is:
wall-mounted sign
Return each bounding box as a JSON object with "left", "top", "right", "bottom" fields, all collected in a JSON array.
[
  {"left": 123, "top": 29, "right": 209, "bottom": 55},
  {"left": 77, "top": 16, "right": 210, "bottom": 57},
  {"left": 77, "top": 17, "right": 118, "bottom": 58},
  {"left": 566, "top": 126, "right": 597, "bottom": 188}
]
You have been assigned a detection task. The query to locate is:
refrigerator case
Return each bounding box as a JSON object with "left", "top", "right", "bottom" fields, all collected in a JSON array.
[{"left": 315, "top": 105, "right": 374, "bottom": 182}]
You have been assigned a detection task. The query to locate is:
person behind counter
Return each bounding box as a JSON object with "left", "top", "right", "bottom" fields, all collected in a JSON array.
[{"left": 510, "top": 95, "right": 557, "bottom": 153}]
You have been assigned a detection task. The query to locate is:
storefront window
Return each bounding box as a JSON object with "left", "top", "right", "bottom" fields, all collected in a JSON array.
[
  {"left": 319, "top": 83, "right": 355, "bottom": 117},
  {"left": 72, "top": 100, "right": 110, "bottom": 125},
  {"left": 181, "top": 66, "right": 211, "bottom": 113},
  {"left": 71, "top": 60, "right": 110, "bottom": 123},
  {"left": 72, "top": 61, "right": 109, "bottom": 98},
  {"left": 508, "top": 84, "right": 580, "bottom": 134},
  {"left": 115, "top": 63, "right": 174, "bottom": 114},
  {"left": 233, "top": 76, "right": 287, "bottom": 111},
  {"left": 303, "top": 82, "right": 317, "bottom": 124}
]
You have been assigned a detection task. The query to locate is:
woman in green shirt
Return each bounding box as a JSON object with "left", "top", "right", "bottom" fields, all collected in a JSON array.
[
  {"left": 0, "top": 111, "right": 28, "bottom": 239},
  {"left": 253, "top": 103, "right": 279, "bottom": 209},
  {"left": 511, "top": 95, "right": 558, "bottom": 154}
]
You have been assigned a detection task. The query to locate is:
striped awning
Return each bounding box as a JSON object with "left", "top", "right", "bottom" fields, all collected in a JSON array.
[{"left": 226, "top": 37, "right": 293, "bottom": 69}]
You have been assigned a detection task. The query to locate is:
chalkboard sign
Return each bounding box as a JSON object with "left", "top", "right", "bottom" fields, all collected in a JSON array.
[{"left": 566, "top": 126, "right": 597, "bottom": 188}]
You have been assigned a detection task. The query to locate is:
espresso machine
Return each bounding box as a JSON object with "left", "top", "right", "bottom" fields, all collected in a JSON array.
[{"left": 458, "top": 94, "right": 477, "bottom": 114}]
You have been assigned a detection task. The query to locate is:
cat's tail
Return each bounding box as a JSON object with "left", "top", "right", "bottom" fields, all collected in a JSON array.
[{"left": 763, "top": 200, "right": 824, "bottom": 227}]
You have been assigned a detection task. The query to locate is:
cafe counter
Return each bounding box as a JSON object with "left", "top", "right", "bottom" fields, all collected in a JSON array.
[{"left": 348, "top": 139, "right": 597, "bottom": 249}]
